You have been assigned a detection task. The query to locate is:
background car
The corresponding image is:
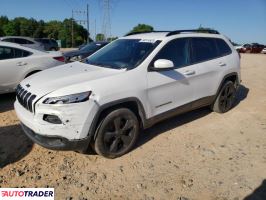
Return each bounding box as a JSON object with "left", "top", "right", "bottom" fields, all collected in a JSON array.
[
  {"left": 64, "top": 41, "right": 108, "bottom": 62},
  {"left": 250, "top": 43, "right": 264, "bottom": 53},
  {"left": 0, "top": 41, "right": 65, "bottom": 94},
  {"left": 0, "top": 36, "right": 45, "bottom": 51},
  {"left": 236, "top": 44, "right": 251, "bottom": 53},
  {"left": 34, "top": 38, "right": 59, "bottom": 51},
  {"left": 262, "top": 47, "right": 266, "bottom": 54}
]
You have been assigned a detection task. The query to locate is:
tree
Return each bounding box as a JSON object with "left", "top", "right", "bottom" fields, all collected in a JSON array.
[
  {"left": 107, "top": 37, "right": 118, "bottom": 42},
  {"left": 197, "top": 26, "right": 218, "bottom": 33},
  {"left": 96, "top": 33, "right": 105, "bottom": 41},
  {"left": 3, "top": 21, "right": 20, "bottom": 36},
  {"left": 0, "top": 16, "right": 89, "bottom": 47},
  {"left": 128, "top": 24, "right": 154, "bottom": 34},
  {"left": 0, "top": 16, "right": 9, "bottom": 36}
]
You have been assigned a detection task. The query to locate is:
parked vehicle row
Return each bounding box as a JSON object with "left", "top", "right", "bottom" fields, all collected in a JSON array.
[
  {"left": 235, "top": 43, "right": 265, "bottom": 53},
  {"left": 0, "top": 36, "right": 59, "bottom": 51},
  {"left": 14, "top": 30, "right": 241, "bottom": 158},
  {"left": 0, "top": 42, "right": 64, "bottom": 94},
  {"left": 64, "top": 41, "right": 108, "bottom": 62}
]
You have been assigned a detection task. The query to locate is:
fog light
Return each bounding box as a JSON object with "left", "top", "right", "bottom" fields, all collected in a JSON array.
[{"left": 43, "top": 114, "right": 62, "bottom": 124}]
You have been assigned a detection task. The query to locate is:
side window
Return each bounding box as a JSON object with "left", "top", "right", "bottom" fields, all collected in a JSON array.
[
  {"left": 0, "top": 46, "right": 14, "bottom": 60},
  {"left": 14, "top": 38, "right": 34, "bottom": 44},
  {"left": 191, "top": 38, "right": 218, "bottom": 64},
  {"left": 152, "top": 38, "right": 190, "bottom": 68},
  {"left": 0, "top": 46, "right": 31, "bottom": 60},
  {"left": 2, "top": 38, "right": 14, "bottom": 43},
  {"left": 215, "top": 39, "right": 232, "bottom": 56}
]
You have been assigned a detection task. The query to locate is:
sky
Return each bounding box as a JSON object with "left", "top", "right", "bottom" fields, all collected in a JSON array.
[{"left": 0, "top": 0, "right": 266, "bottom": 44}]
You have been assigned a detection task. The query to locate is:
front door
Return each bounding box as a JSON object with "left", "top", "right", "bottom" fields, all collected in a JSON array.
[{"left": 147, "top": 38, "right": 196, "bottom": 117}]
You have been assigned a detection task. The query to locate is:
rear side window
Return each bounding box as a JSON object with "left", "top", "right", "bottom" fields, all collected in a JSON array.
[
  {"left": 215, "top": 39, "right": 232, "bottom": 56},
  {"left": 0, "top": 46, "right": 32, "bottom": 60},
  {"left": 2, "top": 38, "right": 14, "bottom": 43},
  {"left": 191, "top": 38, "right": 218, "bottom": 64},
  {"left": 14, "top": 38, "right": 34, "bottom": 45},
  {"left": 152, "top": 38, "right": 190, "bottom": 68}
]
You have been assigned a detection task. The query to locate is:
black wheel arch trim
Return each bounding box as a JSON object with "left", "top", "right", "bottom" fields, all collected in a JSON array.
[
  {"left": 25, "top": 70, "right": 42, "bottom": 78},
  {"left": 88, "top": 97, "right": 147, "bottom": 140},
  {"left": 215, "top": 72, "right": 239, "bottom": 97}
]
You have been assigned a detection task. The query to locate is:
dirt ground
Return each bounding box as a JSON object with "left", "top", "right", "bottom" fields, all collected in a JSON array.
[{"left": 0, "top": 54, "right": 266, "bottom": 200}]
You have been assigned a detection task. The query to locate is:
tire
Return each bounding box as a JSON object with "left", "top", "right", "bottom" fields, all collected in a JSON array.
[
  {"left": 212, "top": 81, "right": 236, "bottom": 113},
  {"left": 94, "top": 108, "right": 139, "bottom": 158}
]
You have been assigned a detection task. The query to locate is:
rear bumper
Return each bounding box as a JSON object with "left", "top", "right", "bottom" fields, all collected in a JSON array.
[{"left": 21, "top": 123, "right": 91, "bottom": 151}]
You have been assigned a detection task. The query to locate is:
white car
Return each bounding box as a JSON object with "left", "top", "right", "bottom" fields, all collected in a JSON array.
[
  {"left": 0, "top": 36, "right": 45, "bottom": 51},
  {"left": 15, "top": 30, "right": 241, "bottom": 158},
  {"left": 262, "top": 48, "right": 266, "bottom": 54},
  {"left": 0, "top": 42, "right": 64, "bottom": 94}
]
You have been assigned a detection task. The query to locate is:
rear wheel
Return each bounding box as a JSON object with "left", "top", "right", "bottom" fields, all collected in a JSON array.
[
  {"left": 94, "top": 108, "right": 139, "bottom": 158},
  {"left": 212, "top": 81, "right": 236, "bottom": 113}
]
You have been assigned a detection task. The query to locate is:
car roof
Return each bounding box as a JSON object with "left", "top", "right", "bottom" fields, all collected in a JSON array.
[
  {"left": 0, "top": 41, "right": 44, "bottom": 53},
  {"left": 122, "top": 30, "right": 226, "bottom": 41},
  {"left": 0, "top": 36, "right": 36, "bottom": 41}
]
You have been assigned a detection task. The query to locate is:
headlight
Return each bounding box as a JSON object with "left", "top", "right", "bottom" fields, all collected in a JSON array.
[{"left": 43, "top": 91, "right": 91, "bottom": 104}]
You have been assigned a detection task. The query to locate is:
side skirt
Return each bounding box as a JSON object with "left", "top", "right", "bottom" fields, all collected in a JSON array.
[{"left": 144, "top": 95, "right": 215, "bottom": 129}]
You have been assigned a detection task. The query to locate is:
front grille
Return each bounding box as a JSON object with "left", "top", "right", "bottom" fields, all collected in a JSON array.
[{"left": 16, "top": 84, "right": 37, "bottom": 113}]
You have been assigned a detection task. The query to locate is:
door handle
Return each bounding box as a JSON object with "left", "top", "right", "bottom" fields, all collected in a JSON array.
[
  {"left": 219, "top": 62, "right": 226, "bottom": 67},
  {"left": 183, "top": 70, "right": 195, "bottom": 76}
]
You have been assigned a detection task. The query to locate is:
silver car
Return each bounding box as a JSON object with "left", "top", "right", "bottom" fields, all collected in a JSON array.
[{"left": 0, "top": 36, "right": 45, "bottom": 51}]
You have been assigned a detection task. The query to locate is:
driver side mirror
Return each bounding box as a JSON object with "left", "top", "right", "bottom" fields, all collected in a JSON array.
[{"left": 152, "top": 59, "right": 174, "bottom": 71}]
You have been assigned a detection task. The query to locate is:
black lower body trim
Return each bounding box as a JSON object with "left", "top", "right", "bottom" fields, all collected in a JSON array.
[
  {"left": 145, "top": 95, "right": 216, "bottom": 128},
  {"left": 21, "top": 123, "right": 91, "bottom": 151}
]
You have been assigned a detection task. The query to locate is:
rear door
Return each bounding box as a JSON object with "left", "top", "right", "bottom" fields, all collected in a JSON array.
[
  {"left": 0, "top": 46, "right": 32, "bottom": 92},
  {"left": 189, "top": 37, "right": 232, "bottom": 102}
]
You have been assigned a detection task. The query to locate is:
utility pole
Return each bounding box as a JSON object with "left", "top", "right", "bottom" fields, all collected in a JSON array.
[
  {"left": 95, "top": 19, "right": 97, "bottom": 41},
  {"left": 71, "top": 10, "right": 74, "bottom": 47},
  {"left": 86, "top": 4, "right": 90, "bottom": 43},
  {"left": 102, "top": 0, "right": 111, "bottom": 41},
  {"left": 71, "top": 4, "right": 90, "bottom": 47}
]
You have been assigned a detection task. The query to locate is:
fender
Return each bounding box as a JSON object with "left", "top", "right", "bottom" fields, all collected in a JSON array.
[
  {"left": 215, "top": 72, "right": 239, "bottom": 98},
  {"left": 88, "top": 97, "right": 147, "bottom": 140}
]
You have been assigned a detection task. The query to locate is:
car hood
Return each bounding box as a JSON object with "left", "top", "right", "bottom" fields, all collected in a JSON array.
[{"left": 20, "top": 62, "right": 125, "bottom": 97}]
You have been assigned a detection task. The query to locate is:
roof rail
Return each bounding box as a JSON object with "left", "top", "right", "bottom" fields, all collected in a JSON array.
[
  {"left": 124, "top": 31, "right": 169, "bottom": 36},
  {"left": 166, "top": 29, "right": 220, "bottom": 36},
  {"left": 124, "top": 29, "right": 220, "bottom": 37}
]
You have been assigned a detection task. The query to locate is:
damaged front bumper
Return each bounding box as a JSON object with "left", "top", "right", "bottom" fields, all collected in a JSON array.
[{"left": 21, "top": 123, "right": 91, "bottom": 151}]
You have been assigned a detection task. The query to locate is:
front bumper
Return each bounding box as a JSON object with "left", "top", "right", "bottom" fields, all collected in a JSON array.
[{"left": 21, "top": 123, "right": 91, "bottom": 151}]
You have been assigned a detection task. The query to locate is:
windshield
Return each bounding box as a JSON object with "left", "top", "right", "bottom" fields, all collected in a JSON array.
[
  {"left": 81, "top": 43, "right": 103, "bottom": 52},
  {"left": 86, "top": 39, "right": 161, "bottom": 70}
]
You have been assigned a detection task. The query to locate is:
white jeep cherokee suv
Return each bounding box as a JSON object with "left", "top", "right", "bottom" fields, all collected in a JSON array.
[{"left": 15, "top": 30, "right": 241, "bottom": 158}]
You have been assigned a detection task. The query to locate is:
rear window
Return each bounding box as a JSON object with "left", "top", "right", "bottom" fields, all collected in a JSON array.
[
  {"left": 191, "top": 37, "right": 218, "bottom": 64},
  {"left": 215, "top": 39, "right": 232, "bottom": 56}
]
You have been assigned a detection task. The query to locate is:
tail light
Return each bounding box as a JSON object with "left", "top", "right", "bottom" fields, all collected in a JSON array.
[{"left": 53, "top": 56, "right": 65, "bottom": 62}]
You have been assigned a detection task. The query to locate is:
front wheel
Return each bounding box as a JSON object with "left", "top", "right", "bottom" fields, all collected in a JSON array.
[
  {"left": 94, "top": 108, "right": 140, "bottom": 158},
  {"left": 211, "top": 81, "right": 236, "bottom": 113}
]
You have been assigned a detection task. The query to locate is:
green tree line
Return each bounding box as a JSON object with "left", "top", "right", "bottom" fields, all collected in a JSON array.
[{"left": 0, "top": 16, "right": 88, "bottom": 47}]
